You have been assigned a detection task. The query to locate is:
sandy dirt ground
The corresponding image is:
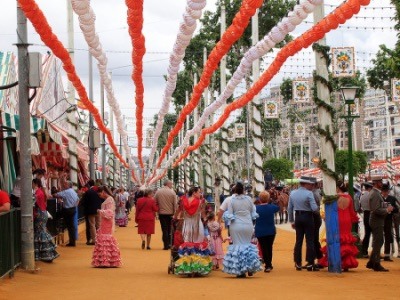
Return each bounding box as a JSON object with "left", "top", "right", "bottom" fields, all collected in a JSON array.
[{"left": 1, "top": 218, "right": 400, "bottom": 300}]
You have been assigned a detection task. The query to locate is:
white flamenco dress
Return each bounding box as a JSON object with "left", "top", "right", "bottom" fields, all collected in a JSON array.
[{"left": 222, "top": 195, "right": 261, "bottom": 276}]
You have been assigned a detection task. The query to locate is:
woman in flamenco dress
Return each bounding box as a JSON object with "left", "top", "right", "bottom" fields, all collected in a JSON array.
[
  {"left": 319, "top": 181, "right": 359, "bottom": 271},
  {"left": 32, "top": 178, "right": 59, "bottom": 262},
  {"left": 92, "top": 186, "right": 122, "bottom": 268},
  {"left": 174, "top": 186, "right": 212, "bottom": 276},
  {"left": 222, "top": 181, "right": 262, "bottom": 278}
]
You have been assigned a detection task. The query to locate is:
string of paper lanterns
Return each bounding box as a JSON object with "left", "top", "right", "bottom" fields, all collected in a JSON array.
[
  {"left": 150, "top": 0, "right": 372, "bottom": 183},
  {"left": 71, "top": 0, "right": 139, "bottom": 182},
  {"left": 151, "top": 0, "right": 264, "bottom": 180},
  {"left": 146, "top": 0, "right": 207, "bottom": 178},
  {"left": 150, "top": 0, "right": 324, "bottom": 180},
  {"left": 126, "top": 0, "right": 146, "bottom": 174}
]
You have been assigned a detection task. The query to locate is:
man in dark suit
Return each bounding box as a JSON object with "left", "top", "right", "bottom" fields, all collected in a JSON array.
[
  {"left": 366, "top": 176, "right": 393, "bottom": 272},
  {"left": 381, "top": 183, "right": 398, "bottom": 261},
  {"left": 80, "top": 180, "right": 102, "bottom": 245}
]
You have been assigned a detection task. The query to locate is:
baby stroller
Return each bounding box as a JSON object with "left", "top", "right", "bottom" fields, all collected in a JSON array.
[{"left": 167, "top": 218, "right": 184, "bottom": 274}]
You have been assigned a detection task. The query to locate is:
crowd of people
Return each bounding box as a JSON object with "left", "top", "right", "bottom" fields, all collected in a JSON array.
[{"left": 3, "top": 167, "right": 400, "bottom": 276}]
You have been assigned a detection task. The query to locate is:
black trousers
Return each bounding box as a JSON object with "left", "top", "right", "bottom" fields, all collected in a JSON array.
[
  {"left": 313, "top": 214, "right": 322, "bottom": 259},
  {"left": 369, "top": 222, "right": 384, "bottom": 265},
  {"left": 63, "top": 207, "right": 77, "bottom": 245},
  {"left": 294, "top": 212, "right": 315, "bottom": 265},
  {"left": 257, "top": 234, "right": 276, "bottom": 268},
  {"left": 384, "top": 216, "right": 393, "bottom": 255},
  {"left": 159, "top": 214, "right": 173, "bottom": 249},
  {"left": 362, "top": 211, "right": 371, "bottom": 255},
  {"left": 85, "top": 215, "right": 90, "bottom": 243}
]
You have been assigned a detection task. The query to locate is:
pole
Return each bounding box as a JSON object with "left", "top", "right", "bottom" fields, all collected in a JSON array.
[
  {"left": 184, "top": 91, "right": 191, "bottom": 190},
  {"left": 100, "top": 81, "right": 107, "bottom": 185},
  {"left": 220, "top": 2, "right": 230, "bottom": 197},
  {"left": 203, "top": 47, "right": 213, "bottom": 197},
  {"left": 109, "top": 73, "right": 116, "bottom": 187},
  {"left": 67, "top": 0, "right": 78, "bottom": 189},
  {"left": 16, "top": 4, "right": 35, "bottom": 271},
  {"left": 347, "top": 105, "right": 354, "bottom": 200},
  {"left": 313, "top": 4, "right": 341, "bottom": 273},
  {"left": 88, "top": 53, "right": 95, "bottom": 179},
  {"left": 300, "top": 137, "right": 304, "bottom": 170},
  {"left": 251, "top": 8, "right": 264, "bottom": 193}
]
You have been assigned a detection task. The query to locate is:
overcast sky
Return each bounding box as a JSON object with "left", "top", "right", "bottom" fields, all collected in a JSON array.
[{"left": 0, "top": 0, "right": 397, "bottom": 141}]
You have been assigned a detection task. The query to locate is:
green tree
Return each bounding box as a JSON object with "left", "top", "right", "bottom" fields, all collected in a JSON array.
[
  {"left": 366, "top": 1, "right": 400, "bottom": 90},
  {"left": 280, "top": 77, "right": 293, "bottom": 104},
  {"left": 335, "top": 150, "right": 368, "bottom": 180},
  {"left": 262, "top": 158, "right": 294, "bottom": 181}
]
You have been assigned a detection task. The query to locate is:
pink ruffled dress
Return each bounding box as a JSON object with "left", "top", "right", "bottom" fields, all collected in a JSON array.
[{"left": 92, "top": 196, "right": 122, "bottom": 267}]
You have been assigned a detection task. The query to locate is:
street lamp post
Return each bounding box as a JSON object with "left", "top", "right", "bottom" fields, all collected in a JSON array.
[{"left": 340, "top": 86, "right": 359, "bottom": 201}]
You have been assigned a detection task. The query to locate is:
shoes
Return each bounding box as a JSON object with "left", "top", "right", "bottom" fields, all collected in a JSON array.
[
  {"left": 264, "top": 267, "right": 272, "bottom": 273},
  {"left": 65, "top": 243, "right": 75, "bottom": 247},
  {"left": 236, "top": 274, "right": 246, "bottom": 278},
  {"left": 146, "top": 246, "right": 151, "bottom": 250},
  {"left": 383, "top": 257, "right": 394, "bottom": 262},
  {"left": 362, "top": 254, "right": 369, "bottom": 258},
  {"left": 366, "top": 261, "right": 374, "bottom": 269},
  {"left": 295, "top": 263, "right": 302, "bottom": 271},
  {"left": 373, "top": 265, "right": 389, "bottom": 272},
  {"left": 247, "top": 272, "right": 254, "bottom": 277},
  {"left": 397, "top": 254, "right": 400, "bottom": 258},
  {"left": 141, "top": 241, "right": 145, "bottom": 250},
  {"left": 86, "top": 242, "right": 95, "bottom": 245},
  {"left": 305, "top": 264, "right": 319, "bottom": 272},
  {"left": 162, "top": 247, "right": 170, "bottom": 250}
]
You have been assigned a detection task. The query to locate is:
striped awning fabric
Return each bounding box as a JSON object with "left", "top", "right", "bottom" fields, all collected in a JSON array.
[{"left": 1, "top": 111, "right": 45, "bottom": 137}]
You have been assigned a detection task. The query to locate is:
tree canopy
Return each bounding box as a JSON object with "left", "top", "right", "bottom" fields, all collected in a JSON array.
[{"left": 262, "top": 158, "right": 294, "bottom": 181}]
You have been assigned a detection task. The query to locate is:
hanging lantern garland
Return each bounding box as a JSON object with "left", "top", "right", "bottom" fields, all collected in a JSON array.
[
  {"left": 162, "top": 0, "right": 323, "bottom": 171},
  {"left": 168, "top": 0, "right": 371, "bottom": 172},
  {"left": 152, "top": 0, "right": 264, "bottom": 175},
  {"left": 71, "top": 0, "right": 139, "bottom": 182},
  {"left": 18, "top": 0, "right": 130, "bottom": 172},
  {"left": 126, "top": 0, "right": 146, "bottom": 172},
  {"left": 146, "top": 0, "right": 207, "bottom": 175}
]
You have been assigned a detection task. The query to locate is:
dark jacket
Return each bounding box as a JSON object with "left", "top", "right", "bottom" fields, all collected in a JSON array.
[
  {"left": 81, "top": 187, "right": 102, "bottom": 215},
  {"left": 369, "top": 188, "right": 388, "bottom": 227}
]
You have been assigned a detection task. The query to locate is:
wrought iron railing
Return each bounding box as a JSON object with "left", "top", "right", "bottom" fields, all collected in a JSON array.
[{"left": 0, "top": 208, "right": 21, "bottom": 278}]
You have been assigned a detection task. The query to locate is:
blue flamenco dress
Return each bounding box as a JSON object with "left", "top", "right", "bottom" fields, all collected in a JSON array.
[
  {"left": 174, "top": 197, "right": 212, "bottom": 276},
  {"left": 223, "top": 195, "right": 262, "bottom": 276}
]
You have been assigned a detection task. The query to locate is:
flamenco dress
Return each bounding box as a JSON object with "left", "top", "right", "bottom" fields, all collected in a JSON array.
[
  {"left": 174, "top": 196, "right": 213, "bottom": 276},
  {"left": 222, "top": 195, "right": 262, "bottom": 276},
  {"left": 92, "top": 197, "right": 122, "bottom": 267},
  {"left": 33, "top": 188, "right": 59, "bottom": 262},
  {"left": 319, "top": 194, "right": 359, "bottom": 270}
]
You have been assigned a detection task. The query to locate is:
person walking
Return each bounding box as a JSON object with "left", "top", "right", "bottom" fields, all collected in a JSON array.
[
  {"left": 135, "top": 188, "right": 159, "bottom": 250},
  {"left": 360, "top": 182, "right": 373, "bottom": 258},
  {"left": 81, "top": 179, "right": 103, "bottom": 245},
  {"left": 366, "top": 176, "right": 393, "bottom": 272},
  {"left": 381, "top": 183, "right": 398, "bottom": 262},
  {"left": 255, "top": 191, "right": 279, "bottom": 273},
  {"left": 174, "top": 186, "right": 212, "bottom": 276},
  {"left": 154, "top": 179, "right": 177, "bottom": 250},
  {"left": 115, "top": 188, "right": 129, "bottom": 227},
  {"left": 223, "top": 181, "right": 261, "bottom": 278},
  {"left": 92, "top": 186, "right": 122, "bottom": 268},
  {"left": 32, "top": 178, "right": 59, "bottom": 262},
  {"left": 53, "top": 181, "right": 80, "bottom": 247},
  {"left": 288, "top": 176, "right": 319, "bottom": 271}
]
